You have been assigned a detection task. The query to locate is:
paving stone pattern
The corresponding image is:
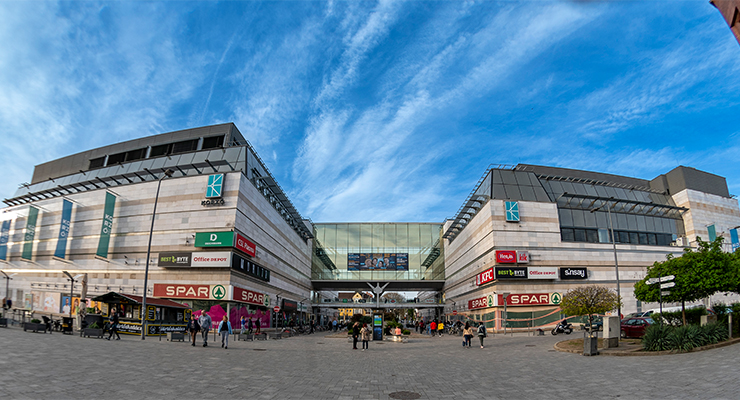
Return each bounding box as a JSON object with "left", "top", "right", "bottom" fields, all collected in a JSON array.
[{"left": 1, "top": 327, "right": 738, "bottom": 399}]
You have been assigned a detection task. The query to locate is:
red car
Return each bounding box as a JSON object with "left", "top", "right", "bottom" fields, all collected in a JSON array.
[{"left": 620, "top": 317, "right": 655, "bottom": 338}]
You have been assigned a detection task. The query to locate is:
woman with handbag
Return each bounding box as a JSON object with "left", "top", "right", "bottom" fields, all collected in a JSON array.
[{"left": 462, "top": 322, "right": 473, "bottom": 348}]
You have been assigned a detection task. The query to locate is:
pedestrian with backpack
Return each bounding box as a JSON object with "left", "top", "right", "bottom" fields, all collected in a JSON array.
[{"left": 477, "top": 322, "right": 487, "bottom": 348}]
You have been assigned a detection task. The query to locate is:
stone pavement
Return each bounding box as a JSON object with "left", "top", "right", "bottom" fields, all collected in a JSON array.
[{"left": 1, "top": 326, "right": 739, "bottom": 399}]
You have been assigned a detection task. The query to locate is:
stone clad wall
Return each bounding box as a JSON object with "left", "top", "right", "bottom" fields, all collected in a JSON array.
[{"left": 672, "top": 188, "right": 740, "bottom": 247}]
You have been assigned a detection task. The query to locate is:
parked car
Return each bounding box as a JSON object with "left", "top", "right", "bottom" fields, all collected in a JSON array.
[
  {"left": 581, "top": 315, "right": 603, "bottom": 332},
  {"left": 620, "top": 317, "right": 655, "bottom": 338},
  {"left": 622, "top": 312, "right": 643, "bottom": 321}
]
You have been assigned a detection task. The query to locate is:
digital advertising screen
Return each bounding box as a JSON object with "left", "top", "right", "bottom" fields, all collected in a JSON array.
[{"left": 347, "top": 253, "right": 409, "bottom": 271}]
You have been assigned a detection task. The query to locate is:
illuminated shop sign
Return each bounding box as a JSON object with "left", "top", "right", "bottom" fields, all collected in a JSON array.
[
  {"left": 498, "top": 292, "right": 562, "bottom": 306},
  {"left": 468, "top": 294, "right": 496, "bottom": 310},
  {"left": 560, "top": 267, "right": 588, "bottom": 280},
  {"left": 476, "top": 268, "right": 495, "bottom": 286},
  {"left": 494, "top": 266, "right": 528, "bottom": 279},
  {"left": 527, "top": 267, "right": 558, "bottom": 279},
  {"left": 235, "top": 233, "right": 256, "bottom": 257}
]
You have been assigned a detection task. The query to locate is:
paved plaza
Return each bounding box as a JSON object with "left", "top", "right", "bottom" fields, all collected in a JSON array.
[{"left": 1, "top": 325, "right": 739, "bottom": 400}]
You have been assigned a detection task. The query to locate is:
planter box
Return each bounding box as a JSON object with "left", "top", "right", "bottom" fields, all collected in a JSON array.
[
  {"left": 167, "top": 332, "right": 185, "bottom": 342},
  {"left": 24, "top": 322, "right": 46, "bottom": 333},
  {"left": 583, "top": 336, "right": 599, "bottom": 356},
  {"left": 82, "top": 328, "right": 104, "bottom": 338},
  {"left": 238, "top": 333, "right": 255, "bottom": 341}
]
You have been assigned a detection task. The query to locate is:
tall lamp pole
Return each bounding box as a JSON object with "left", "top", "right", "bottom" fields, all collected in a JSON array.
[
  {"left": 141, "top": 169, "right": 173, "bottom": 340},
  {"left": 1, "top": 271, "right": 14, "bottom": 318},
  {"left": 591, "top": 199, "right": 621, "bottom": 320}
]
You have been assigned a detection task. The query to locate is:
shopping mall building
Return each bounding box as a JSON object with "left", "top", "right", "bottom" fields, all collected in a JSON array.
[{"left": 2, "top": 123, "right": 739, "bottom": 331}]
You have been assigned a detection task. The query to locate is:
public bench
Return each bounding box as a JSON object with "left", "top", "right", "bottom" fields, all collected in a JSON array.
[{"left": 238, "top": 333, "right": 255, "bottom": 341}]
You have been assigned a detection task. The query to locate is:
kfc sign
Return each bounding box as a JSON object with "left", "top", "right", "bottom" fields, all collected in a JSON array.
[
  {"left": 476, "top": 267, "right": 495, "bottom": 286},
  {"left": 233, "top": 286, "right": 268, "bottom": 306},
  {"left": 495, "top": 250, "right": 517, "bottom": 264},
  {"left": 499, "top": 293, "right": 551, "bottom": 306},
  {"left": 154, "top": 284, "right": 211, "bottom": 299},
  {"left": 235, "top": 233, "right": 256, "bottom": 257}
]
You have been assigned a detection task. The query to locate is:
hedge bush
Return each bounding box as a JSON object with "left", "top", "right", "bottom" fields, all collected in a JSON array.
[{"left": 642, "top": 322, "right": 728, "bottom": 352}]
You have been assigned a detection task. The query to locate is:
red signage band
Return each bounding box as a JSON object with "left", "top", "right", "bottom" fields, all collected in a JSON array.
[
  {"left": 235, "top": 233, "right": 256, "bottom": 257},
  {"left": 495, "top": 250, "right": 516, "bottom": 264},
  {"left": 232, "top": 286, "right": 266, "bottom": 306},
  {"left": 153, "top": 284, "right": 211, "bottom": 299},
  {"left": 498, "top": 293, "right": 551, "bottom": 306},
  {"left": 468, "top": 297, "right": 489, "bottom": 310},
  {"left": 476, "top": 267, "right": 495, "bottom": 286}
]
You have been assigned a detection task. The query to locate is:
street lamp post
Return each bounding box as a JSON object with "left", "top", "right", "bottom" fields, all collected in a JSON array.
[
  {"left": 141, "top": 169, "right": 174, "bottom": 340},
  {"left": 591, "top": 199, "right": 622, "bottom": 320}
]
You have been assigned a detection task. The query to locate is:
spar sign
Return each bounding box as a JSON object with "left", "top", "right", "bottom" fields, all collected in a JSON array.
[
  {"left": 153, "top": 284, "right": 230, "bottom": 300},
  {"left": 232, "top": 286, "right": 270, "bottom": 307},
  {"left": 468, "top": 294, "right": 497, "bottom": 310},
  {"left": 498, "top": 292, "right": 562, "bottom": 306}
]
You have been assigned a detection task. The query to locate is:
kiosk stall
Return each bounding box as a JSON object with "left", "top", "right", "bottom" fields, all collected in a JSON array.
[{"left": 91, "top": 292, "right": 190, "bottom": 336}]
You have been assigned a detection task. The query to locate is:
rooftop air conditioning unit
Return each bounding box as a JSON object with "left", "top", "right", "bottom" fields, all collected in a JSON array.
[{"left": 673, "top": 237, "right": 687, "bottom": 247}]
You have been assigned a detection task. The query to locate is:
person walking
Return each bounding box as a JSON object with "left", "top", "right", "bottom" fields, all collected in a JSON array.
[
  {"left": 218, "top": 315, "right": 232, "bottom": 349},
  {"left": 463, "top": 322, "right": 473, "bottom": 348},
  {"left": 360, "top": 323, "right": 371, "bottom": 351},
  {"left": 332, "top": 319, "right": 338, "bottom": 332},
  {"left": 240, "top": 315, "right": 247, "bottom": 335},
  {"left": 254, "top": 317, "right": 261, "bottom": 335},
  {"left": 106, "top": 309, "right": 121, "bottom": 340},
  {"left": 437, "top": 321, "right": 444, "bottom": 337},
  {"left": 309, "top": 319, "right": 315, "bottom": 334},
  {"left": 351, "top": 321, "right": 360, "bottom": 350},
  {"left": 430, "top": 320, "right": 437, "bottom": 337},
  {"left": 477, "top": 322, "right": 487, "bottom": 348},
  {"left": 199, "top": 311, "right": 212, "bottom": 347},
  {"left": 187, "top": 316, "right": 200, "bottom": 346},
  {"left": 420, "top": 320, "right": 425, "bottom": 335},
  {"left": 247, "top": 316, "right": 253, "bottom": 334}
]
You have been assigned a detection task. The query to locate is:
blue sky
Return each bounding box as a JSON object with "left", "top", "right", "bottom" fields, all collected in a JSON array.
[{"left": 1, "top": 1, "right": 739, "bottom": 223}]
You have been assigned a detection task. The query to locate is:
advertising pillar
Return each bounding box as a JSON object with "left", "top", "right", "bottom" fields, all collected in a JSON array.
[{"left": 372, "top": 313, "right": 383, "bottom": 341}]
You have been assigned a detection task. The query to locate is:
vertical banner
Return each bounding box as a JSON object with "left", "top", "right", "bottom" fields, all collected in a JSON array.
[
  {"left": 21, "top": 206, "right": 39, "bottom": 260},
  {"left": 54, "top": 199, "right": 73, "bottom": 259},
  {"left": 96, "top": 192, "right": 116, "bottom": 258},
  {"left": 0, "top": 220, "right": 10, "bottom": 261},
  {"left": 731, "top": 228, "right": 739, "bottom": 251}
]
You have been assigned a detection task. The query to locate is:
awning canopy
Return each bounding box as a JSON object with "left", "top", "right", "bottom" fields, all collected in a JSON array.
[{"left": 91, "top": 292, "right": 188, "bottom": 309}]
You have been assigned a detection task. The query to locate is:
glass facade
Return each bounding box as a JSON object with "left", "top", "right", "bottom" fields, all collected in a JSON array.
[{"left": 312, "top": 223, "right": 445, "bottom": 281}]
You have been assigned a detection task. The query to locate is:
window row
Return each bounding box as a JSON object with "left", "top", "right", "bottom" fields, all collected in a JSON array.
[
  {"left": 560, "top": 227, "right": 675, "bottom": 246},
  {"left": 88, "top": 135, "right": 225, "bottom": 170},
  {"left": 558, "top": 208, "right": 680, "bottom": 235}
]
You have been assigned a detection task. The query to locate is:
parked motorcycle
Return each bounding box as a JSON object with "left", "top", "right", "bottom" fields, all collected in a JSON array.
[{"left": 551, "top": 321, "right": 573, "bottom": 335}]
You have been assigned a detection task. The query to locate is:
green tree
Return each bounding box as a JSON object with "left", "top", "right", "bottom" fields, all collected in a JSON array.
[
  {"left": 559, "top": 286, "right": 620, "bottom": 337},
  {"left": 634, "top": 237, "right": 732, "bottom": 325}
]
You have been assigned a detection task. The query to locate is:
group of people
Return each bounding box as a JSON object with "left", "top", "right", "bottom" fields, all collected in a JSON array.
[
  {"left": 351, "top": 321, "right": 372, "bottom": 350},
  {"left": 461, "top": 321, "right": 488, "bottom": 348},
  {"left": 239, "top": 315, "right": 262, "bottom": 335},
  {"left": 185, "top": 312, "right": 233, "bottom": 349}
]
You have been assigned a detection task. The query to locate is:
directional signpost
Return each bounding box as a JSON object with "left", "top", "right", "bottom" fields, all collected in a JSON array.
[{"left": 647, "top": 275, "right": 675, "bottom": 324}]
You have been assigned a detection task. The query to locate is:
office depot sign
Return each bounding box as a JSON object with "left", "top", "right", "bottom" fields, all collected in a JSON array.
[
  {"left": 527, "top": 267, "right": 558, "bottom": 279},
  {"left": 476, "top": 268, "right": 495, "bottom": 286},
  {"left": 233, "top": 286, "right": 269, "bottom": 306},
  {"left": 235, "top": 233, "right": 256, "bottom": 257},
  {"left": 191, "top": 252, "right": 231, "bottom": 267}
]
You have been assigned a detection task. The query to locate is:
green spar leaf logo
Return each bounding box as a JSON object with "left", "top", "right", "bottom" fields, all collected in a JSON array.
[
  {"left": 487, "top": 295, "right": 493, "bottom": 307},
  {"left": 212, "top": 285, "right": 226, "bottom": 300},
  {"left": 550, "top": 292, "right": 562, "bottom": 305}
]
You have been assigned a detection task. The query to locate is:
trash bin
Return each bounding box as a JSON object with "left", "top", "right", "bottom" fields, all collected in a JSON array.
[{"left": 62, "top": 317, "right": 74, "bottom": 334}]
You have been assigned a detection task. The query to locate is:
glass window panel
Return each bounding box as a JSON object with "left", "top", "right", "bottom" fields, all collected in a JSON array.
[
  {"left": 619, "top": 231, "right": 630, "bottom": 244},
  {"left": 572, "top": 210, "right": 586, "bottom": 227},
  {"left": 533, "top": 186, "right": 552, "bottom": 202},
  {"left": 595, "top": 211, "right": 608, "bottom": 230},
  {"left": 558, "top": 209, "right": 573, "bottom": 226},
  {"left": 491, "top": 169, "right": 504, "bottom": 184},
  {"left": 396, "top": 224, "right": 408, "bottom": 249},
  {"left": 384, "top": 224, "right": 396, "bottom": 250},
  {"left": 519, "top": 186, "right": 536, "bottom": 201},
  {"left": 629, "top": 232, "right": 639, "bottom": 244},
  {"left": 626, "top": 214, "right": 638, "bottom": 230},
  {"left": 560, "top": 182, "right": 576, "bottom": 195},
  {"left": 492, "top": 183, "right": 507, "bottom": 200},
  {"left": 615, "top": 213, "right": 628, "bottom": 230},
  {"left": 598, "top": 229, "right": 610, "bottom": 243},
  {"left": 584, "top": 184, "right": 598, "bottom": 196},
  {"left": 501, "top": 171, "right": 518, "bottom": 185},
  {"left": 529, "top": 174, "right": 542, "bottom": 187},
  {"left": 549, "top": 181, "right": 564, "bottom": 195},
  {"left": 586, "top": 229, "right": 599, "bottom": 243},
  {"left": 360, "top": 224, "right": 373, "bottom": 252},
  {"left": 613, "top": 188, "right": 628, "bottom": 200},
  {"left": 648, "top": 233, "right": 657, "bottom": 245},
  {"left": 645, "top": 216, "right": 655, "bottom": 232},
  {"left": 574, "top": 229, "right": 587, "bottom": 242},
  {"left": 503, "top": 185, "right": 521, "bottom": 200},
  {"left": 514, "top": 171, "right": 532, "bottom": 186},
  {"left": 625, "top": 189, "right": 638, "bottom": 202},
  {"left": 594, "top": 185, "right": 609, "bottom": 197},
  {"left": 572, "top": 183, "right": 589, "bottom": 195},
  {"left": 639, "top": 233, "right": 648, "bottom": 245},
  {"left": 636, "top": 215, "right": 647, "bottom": 231},
  {"left": 584, "top": 210, "right": 597, "bottom": 228},
  {"left": 408, "top": 224, "right": 421, "bottom": 272},
  {"left": 371, "top": 224, "right": 384, "bottom": 253}
]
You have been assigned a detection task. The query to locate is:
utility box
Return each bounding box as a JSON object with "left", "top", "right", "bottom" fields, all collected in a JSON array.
[
  {"left": 603, "top": 316, "right": 619, "bottom": 348},
  {"left": 701, "top": 314, "right": 717, "bottom": 326}
]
